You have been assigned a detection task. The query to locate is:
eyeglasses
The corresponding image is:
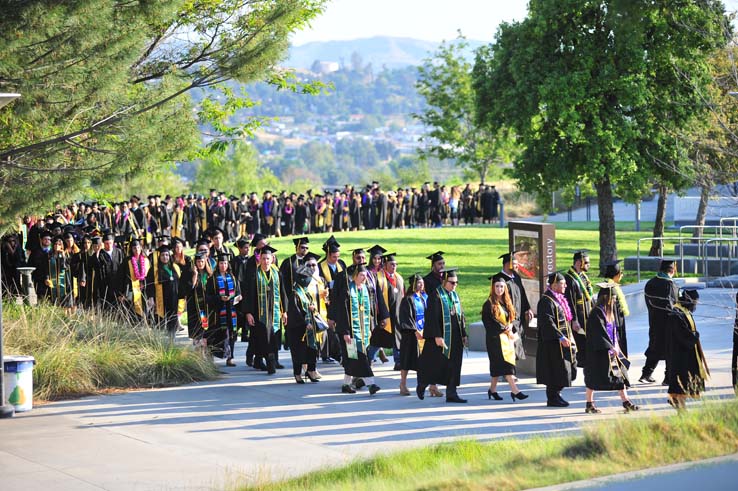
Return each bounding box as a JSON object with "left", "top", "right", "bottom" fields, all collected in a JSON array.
[{"left": 447, "top": 280, "right": 458, "bottom": 285}]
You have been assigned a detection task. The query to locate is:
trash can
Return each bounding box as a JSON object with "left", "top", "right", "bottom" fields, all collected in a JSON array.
[{"left": 3, "top": 355, "right": 35, "bottom": 412}]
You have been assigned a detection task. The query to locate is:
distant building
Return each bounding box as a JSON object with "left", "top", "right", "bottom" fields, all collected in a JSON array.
[{"left": 312, "top": 61, "right": 340, "bottom": 74}]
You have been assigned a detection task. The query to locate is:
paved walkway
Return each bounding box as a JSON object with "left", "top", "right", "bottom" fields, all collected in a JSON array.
[{"left": 2, "top": 289, "right": 737, "bottom": 490}]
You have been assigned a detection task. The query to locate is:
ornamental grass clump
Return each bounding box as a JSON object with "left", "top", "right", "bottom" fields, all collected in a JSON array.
[{"left": 3, "top": 302, "right": 219, "bottom": 400}]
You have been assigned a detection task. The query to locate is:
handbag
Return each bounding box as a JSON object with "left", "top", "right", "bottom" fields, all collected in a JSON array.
[{"left": 313, "top": 312, "right": 329, "bottom": 332}]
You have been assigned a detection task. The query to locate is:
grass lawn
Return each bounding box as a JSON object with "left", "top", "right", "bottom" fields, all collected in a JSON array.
[
  {"left": 238, "top": 399, "right": 738, "bottom": 491},
  {"left": 260, "top": 223, "right": 679, "bottom": 322}
]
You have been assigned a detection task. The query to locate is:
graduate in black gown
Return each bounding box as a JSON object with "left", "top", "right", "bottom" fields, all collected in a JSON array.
[
  {"left": 245, "top": 244, "right": 287, "bottom": 375},
  {"left": 180, "top": 252, "right": 211, "bottom": 348},
  {"left": 602, "top": 260, "right": 629, "bottom": 358},
  {"left": 375, "top": 252, "right": 405, "bottom": 370},
  {"left": 119, "top": 239, "right": 150, "bottom": 320},
  {"left": 46, "top": 236, "right": 74, "bottom": 310},
  {"left": 92, "top": 232, "right": 125, "bottom": 310},
  {"left": 583, "top": 283, "right": 639, "bottom": 414},
  {"left": 335, "top": 263, "right": 381, "bottom": 395},
  {"left": 564, "top": 250, "right": 594, "bottom": 367},
  {"left": 641, "top": 259, "right": 679, "bottom": 384},
  {"left": 206, "top": 252, "right": 242, "bottom": 364},
  {"left": 482, "top": 273, "right": 528, "bottom": 402},
  {"left": 422, "top": 250, "right": 445, "bottom": 294},
  {"left": 667, "top": 288, "right": 709, "bottom": 410},
  {"left": 145, "top": 245, "right": 181, "bottom": 337},
  {"left": 536, "top": 272, "right": 577, "bottom": 407},
  {"left": 497, "top": 251, "right": 534, "bottom": 360},
  {"left": 417, "top": 268, "right": 468, "bottom": 403},
  {"left": 733, "top": 293, "right": 738, "bottom": 391},
  {"left": 398, "top": 274, "right": 443, "bottom": 397},
  {"left": 287, "top": 265, "right": 321, "bottom": 384}
]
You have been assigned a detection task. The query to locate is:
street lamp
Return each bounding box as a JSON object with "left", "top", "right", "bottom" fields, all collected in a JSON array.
[{"left": 1, "top": 92, "right": 21, "bottom": 419}]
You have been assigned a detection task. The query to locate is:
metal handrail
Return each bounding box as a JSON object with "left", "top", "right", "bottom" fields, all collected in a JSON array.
[
  {"left": 718, "top": 217, "right": 738, "bottom": 240},
  {"left": 702, "top": 237, "right": 738, "bottom": 279},
  {"left": 677, "top": 225, "right": 722, "bottom": 258}
]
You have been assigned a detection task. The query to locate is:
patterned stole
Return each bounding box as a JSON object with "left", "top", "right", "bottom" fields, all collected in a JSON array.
[
  {"left": 257, "top": 265, "right": 281, "bottom": 332},
  {"left": 349, "top": 282, "right": 371, "bottom": 354},
  {"left": 436, "top": 285, "right": 461, "bottom": 359},
  {"left": 216, "top": 273, "right": 237, "bottom": 330}
]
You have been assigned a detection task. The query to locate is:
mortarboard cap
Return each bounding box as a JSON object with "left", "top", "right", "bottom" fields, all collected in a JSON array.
[
  {"left": 304, "top": 252, "right": 321, "bottom": 262},
  {"left": 250, "top": 233, "right": 267, "bottom": 247},
  {"left": 293, "top": 236, "right": 309, "bottom": 247},
  {"left": 260, "top": 244, "right": 277, "bottom": 255},
  {"left": 548, "top": 271, "right": 566, "bottom": 284},
  {"left": 39, "top": 230, "right": 53, "bottom": 239},
  {"left": 426, "top": 251, "right": 445, "bottom": 263},
  {"left": 603, "top": 259, "right": 623, "bottom": 279},
  {"left": 382, "top": 252, "right": 397, "bottom": 263},
  {"left": 498, "top": 250, "right": 519, "bottom": 264},
  {"left": 235, "top": 238, "right": 249, "bottom": 248},
  {"left": 90, "top": 236, "right": 102, "bottom": 245},
  {"left": 573, "top": 249, "right": 590, "bottom": 261},
  {"left": 490, "top": 272, "right": 508, "bottom": 283},
  {"left": 157, "top": 244, "right": 171, "bottom": 253},
  {"left": 659, "top": 258, "right": 677, "bottom": 272},
  {"left": 441, "top": 268, "right": 458, "bottom": 280},
  {"left": 367, "top": 244, "right": 387, "bottom": 257}
]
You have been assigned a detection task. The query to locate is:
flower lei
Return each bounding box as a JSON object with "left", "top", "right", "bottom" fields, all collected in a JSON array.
[
  {"left": 547, "top": 287, "right": 573, "bottom": 322},
  {"left": 132, "top": 254, "right": 147, "bottom": 280}
]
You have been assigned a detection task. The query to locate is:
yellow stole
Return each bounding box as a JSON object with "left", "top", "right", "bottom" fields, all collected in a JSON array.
[
  {"left": 494, "top": 303, "right": 515, "bottom": 365},
  {"left": 674, "top": 303, "right": 710, "bottom": 380},
  {"left": 154, "top": 255, "right": 180, "bottom": 318},
  {"left": 319, "top": 260, "right": 343, "bottom": 284},
  {"left": 375, "top": 272, "right": 393, "bottom": 334}
]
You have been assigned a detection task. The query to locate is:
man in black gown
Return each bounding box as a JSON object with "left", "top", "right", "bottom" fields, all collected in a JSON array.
[
  {"left": 418, "top": 268, "right": 468, "bottom": 403},
  {"left": 641, "top": 258, "right": 679, "bottom": 384},
  {"left": 423, "top": 251, "right": 445, "bottom": 294},
  {"left": 564, "top": 250, "right": 594, "bottom": 367}
]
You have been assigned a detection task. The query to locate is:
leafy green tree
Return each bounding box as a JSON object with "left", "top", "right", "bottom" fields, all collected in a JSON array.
[
  {"left": 474, "top": 0, "right": 729, "bottom": 266},
  {"left": 193, "top": 142, "right": 280, "bottom": 195},
  {"left": 0, "top": 0, "right": 326, "bottom": 226},
  {"left": 415, "top": 35, "right": 519, "bottom": 184}
]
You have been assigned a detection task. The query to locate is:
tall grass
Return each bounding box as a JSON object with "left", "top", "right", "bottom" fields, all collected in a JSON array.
[
  {"left": 237, "top": 399, "right": 738, "bottom": 491},
  {"left": 3, "top": 302, "right": 219, "bottom": 400}
]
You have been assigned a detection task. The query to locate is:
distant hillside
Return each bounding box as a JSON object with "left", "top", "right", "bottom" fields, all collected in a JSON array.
[{"left": 286, "top": 36, "right": 486, "bottom": 69}]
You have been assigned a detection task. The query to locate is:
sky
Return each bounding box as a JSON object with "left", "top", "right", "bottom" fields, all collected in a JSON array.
[
  {"left": 292, "top": 0, "right": 738, "bottom": 46},
  {"left": 291, "top": 0, "right": 530, "bottom": 45}
]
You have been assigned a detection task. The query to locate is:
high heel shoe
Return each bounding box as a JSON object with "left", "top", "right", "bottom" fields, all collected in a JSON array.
[
  {"left": 487, "top": 389, "right": 503, "bottom": 401},
  {"left": 622, "top": 400, "right": 639, "bottom": 412},
  {"left": 378, "top": 350, "right": 389, "bottom": 363},
  {"left": 294, "top": 375, "right": 305, "bottom": 384},
  {"left": 305, "top": 371, "right": 320, "bottom": 383},
  {"left": 585, "top": 402, "right": 601, "bottom": 414},
  {"left": 511, "top": 391, "right": 529, "bottom": 401},
  {"left": 429, "top": 386, "right": 444, "bottom": 397}
]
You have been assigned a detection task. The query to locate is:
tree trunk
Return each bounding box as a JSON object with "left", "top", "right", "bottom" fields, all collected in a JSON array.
[
  {"left": 595, "top": 178, "right": 617, "bottom": 276},
  {"left": 692, "top": 183, "right": 710, "bottom": 242},
  {"left": 649, "top": 184, "right": 668, "bottom": 256}
]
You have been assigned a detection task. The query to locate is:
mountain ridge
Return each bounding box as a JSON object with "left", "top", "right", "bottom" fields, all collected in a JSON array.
[{"left": 285, "top": 35, "right": 487, "bottom": 69}]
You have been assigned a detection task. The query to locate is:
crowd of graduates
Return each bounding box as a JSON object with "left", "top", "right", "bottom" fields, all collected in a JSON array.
[{"left": 0, "top": 181, "right": 712, "bottom": 411}]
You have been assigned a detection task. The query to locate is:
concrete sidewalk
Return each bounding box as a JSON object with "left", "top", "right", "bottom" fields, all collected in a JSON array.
[{"left": 1, "top": 289, "right": 737, "bottom": 490}]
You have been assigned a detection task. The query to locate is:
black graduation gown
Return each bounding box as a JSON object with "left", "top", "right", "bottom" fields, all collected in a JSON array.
[
  {"left": 374, "top": 272, "right": 404, "bottom": 350},
  {"left": 536, "top": 291, "right": 577, "bottom": 389},
  {"left": 644, "top": 275, "right": 678, "bottom": 361},
  {"left": 364, "top": 270, "right": 391, "bottom": 348},
  {"left": 29, "top": 248, "right": 50, "bottom": 299},
  {"left": 613, "top": 289, "right": 629, "bottom": 358},
  {"left": 564, "top": 269, "right": 594, "bottom": 367},
  {"left": 118, "top": 255, "right": 149, "bottom": 318},
  {"left": 279, "top": 254, "right": 303, "bottom": 300},
  {"left": 481, "top": 299, "right": 516, "bottom": 377},
  {"left": 334, "top": 278, "right": 375, "bottom": 378},
  {"left": 286, "top": 286, "right": 318, "bottom": 373},
  {"left": 584, "top": 308, "right": 627, "bottom": 391},
  {"left": 179, "top": 271, "right": 211, "bottom": 340},
  {"left": 244, "top": 266, "right": 286, "bottom": 357},
  {"left": 92, "top": 248, "right": 126, "bottom": 307},
  {"left": 500, "top": 270, "right": 531, "bottom": 359},
  {"left": 145, "top": 262, "right": 180, "bottom": 331},
  {"left": 206, "top": 272, "right": 241, "bottom": 358},
  {"left": 398, "top": 294, "right": 423, "bottom": 371},
  {"left": 422, "top": 271, "right": 442, "bottom": 297},
  {"left": 667, "top": 306, "right": 707, "bottom": 396},
  {"left": 418, "top": 288, "right": 466, "bottom": 388}
]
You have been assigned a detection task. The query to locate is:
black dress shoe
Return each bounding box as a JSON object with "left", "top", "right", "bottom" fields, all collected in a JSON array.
[
  {"left": 416, "top": 384, "right": 426, "bottom": 400},
  {"left": 446, "top": 395, "right": 467, "bottom": 403},
  {"left": 354, "top": 378, "right": 366, "bottom": 390},
  {"left": 393, "top": 363, "right": 401, "bottom": 371},
  {"left": 275, "top": 363, "right": 285, "bottom": 369},
  {"left": 639, "top": 374, "right": 656, "bottom": 383},
  {"left": 341, "top": 384, "right": 356, "bottom": 394},
  {"left": 557, "top": 395, "right": 570, "bottom": 407},
  {"left": 253, "top": 361, "right": 266, "bottom": 371},
  {"left": 245, "top": 356, "right": 253, "bottom": 367},
  {"left": 547, "top": 399, "right": 568, "bottom": 407},
  {"left": 368, "top": 384, "right": 381, "bottom": 395},
  {"left": 226, "top": 358, "right": 236, "bottom": 367}
]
